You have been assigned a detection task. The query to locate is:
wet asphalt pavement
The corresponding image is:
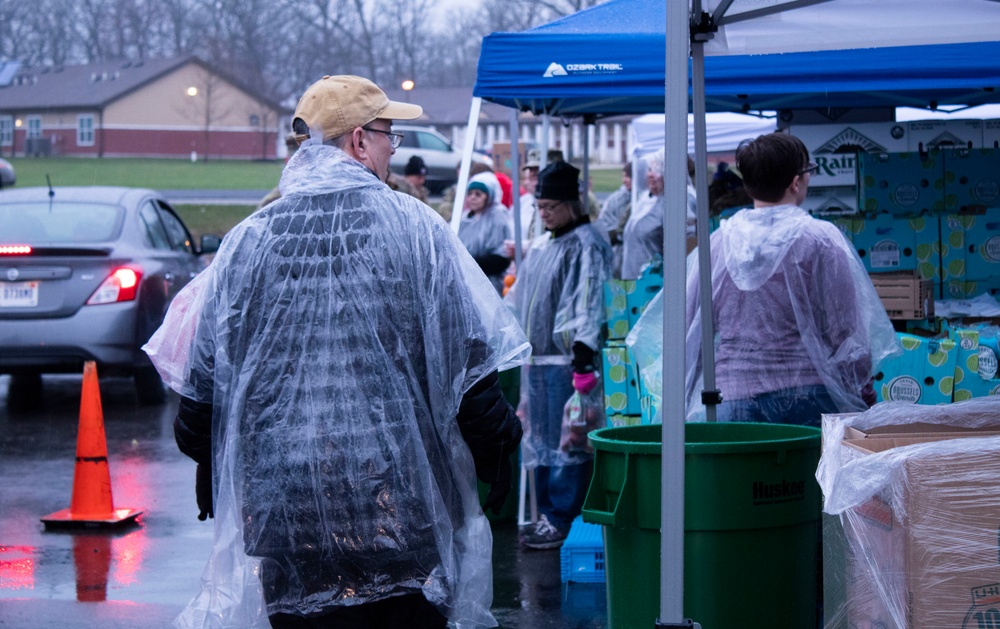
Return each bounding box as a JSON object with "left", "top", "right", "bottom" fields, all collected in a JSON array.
[{"left": 0, "top": 374, "right": 608, "bottom": 628}]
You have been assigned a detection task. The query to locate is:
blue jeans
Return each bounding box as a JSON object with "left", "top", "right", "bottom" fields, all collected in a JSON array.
[
  {"left": 534, "top": 460, "right": 593, "bottom": 531},
  {"left": 716, "top": 385, "right": 836, "bottom": 428}
]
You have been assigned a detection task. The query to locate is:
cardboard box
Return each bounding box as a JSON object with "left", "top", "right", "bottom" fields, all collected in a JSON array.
[
  {"left": 941, "top": 213, "right": 974, "bottom": 283},
  {"left": 838, "top": 428, "right": 1000, "bottom": 629},
  {"left": 603, "top": 279, "right": 634, "bottom": 340},
  {"left": 951, "top": 327, "right": 1000, "bottom": 402},
  {"left": 802, "top": 185, "right": 859, "bottom": 215},
  {"left": 873, "top": 333, "right": 957, "bottom": 404},
  {"left": 963, "top": 207, "right": 1000, "bottom": 280},
  {"left": 870, "top": 271, "right": 935, "bottom": 320},
  {"left": 601, "top": 343, "right": 641, "bottom": 416},
  {"left": 818, "top": 214, "right": 863, "bottom": 244},
  {"left": 789, "top": 122, "right": 909, "bottom": 187},
  {"left": 627, "top": 262, "right": 662, "bottom": 332},
  {"left": 857, "top": 151, "right": 945, "bottom": 216},
  {"left": 606, "top": 414, "right": 642, "bottom": 428},
  {"left": 943, "top": 148, "right": 1000, "bottom": 213},
  {"left": 853, "top": 213, "right": 919, "bottom": 273},
  {"left": 907, "top": 119, "right": 983, "bottom": 152},
  {"left": 984, "top": 119, "right": 1000, "bottom": 150}
]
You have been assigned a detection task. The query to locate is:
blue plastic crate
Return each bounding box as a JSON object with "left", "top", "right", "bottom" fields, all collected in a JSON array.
[{"left": 560, "top": 517, "right": 605, "bottom": 583}]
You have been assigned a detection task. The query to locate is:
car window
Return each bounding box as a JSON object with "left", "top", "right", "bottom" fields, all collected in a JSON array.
[
  {"left": 398, "top": 131, "right": 419, "bottom": 149},
  {"left": 139, "top": 200, "right": 172, "bottom": 251},
  {"left": 417, "top": 132, "right": 451, "bottom": 152},
  {"left": 0, "top": 202, "right": 123, "bottom": 243},
  {"left": 155, "top": 202, "right": 194, "bottom": 253}
]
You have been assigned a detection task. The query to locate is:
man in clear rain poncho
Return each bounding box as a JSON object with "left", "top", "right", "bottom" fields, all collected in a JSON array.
[
  {"left": 633, "top": 132, "right": 899, "bottom": 426},
  {"left": 143, "top": 75, "right": 530, "bottom": 629},
  {"left": 504, "top": 161, "right": 612, "bottom": 549}
]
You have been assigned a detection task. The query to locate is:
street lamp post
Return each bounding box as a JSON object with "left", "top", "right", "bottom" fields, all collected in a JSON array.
[{"left": 401, "top": 80, "right": 414, "bottom": 103}]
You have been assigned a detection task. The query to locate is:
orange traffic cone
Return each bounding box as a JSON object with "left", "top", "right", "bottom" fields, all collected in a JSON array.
[{"left": 41, "top": 361, "right": 142, "bottom": 529}]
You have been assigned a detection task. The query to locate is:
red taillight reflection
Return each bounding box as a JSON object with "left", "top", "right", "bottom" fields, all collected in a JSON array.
[
  {"left": 86, "top": 266, "right": 143, "bottom": 305},
  {"left": 0, "top": 545, "right": 35, "bottom": 591},
  {"left": 0, "top": 245, "right": 31, "bottom": 255}
]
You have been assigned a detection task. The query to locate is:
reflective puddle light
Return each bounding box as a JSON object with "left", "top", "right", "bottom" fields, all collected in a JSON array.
[{"left": 87, "top": 267, "right": 142, "bottom": 304}]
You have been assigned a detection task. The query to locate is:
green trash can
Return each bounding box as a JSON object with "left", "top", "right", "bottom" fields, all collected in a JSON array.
[
  {"left": 582, "top": 422, "right": 822, "bottom": 629},
  {"left": 477, "top": 367, "right": 521, "bottom": 524}
]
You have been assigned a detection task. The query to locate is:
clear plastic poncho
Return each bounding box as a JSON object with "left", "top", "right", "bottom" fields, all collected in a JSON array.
[
  {"left": 504, "top": 220, "right": 612, "bottom": 467},
  {"left": 629, "top": 204, "right": 899, "bottom": 423},
  {"left": 621, "top": 149, "right": 696, "bottom": 280},
  {"left": 458, "top": 172, "right": 512, "bottom": 294},
  {"left": 144, "top": 144, "right": 530, "bottom": 629}
]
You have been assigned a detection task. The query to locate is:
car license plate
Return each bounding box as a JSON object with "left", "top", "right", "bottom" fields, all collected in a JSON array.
[{"left": 0, "top": 281, "right": 39, "bottom": 307}]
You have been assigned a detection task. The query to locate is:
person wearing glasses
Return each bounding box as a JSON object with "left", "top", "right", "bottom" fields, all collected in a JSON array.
[
  {"left": 158, "top": 75, "right": 529, "bottom": 629},
  {"left": 505, "top": 160, "right": 612, "bottom": 550},
  {"left": 683, "top": 132, "right": 898, "bottom": 426}
]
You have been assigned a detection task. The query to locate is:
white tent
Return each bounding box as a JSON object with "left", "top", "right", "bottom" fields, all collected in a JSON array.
[{"left": 631, "top": 112, "right": 776, "bottom": 158}]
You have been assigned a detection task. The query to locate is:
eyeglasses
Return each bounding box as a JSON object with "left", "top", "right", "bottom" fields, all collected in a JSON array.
[
  {"left": 799, "top": 161, "right": 818, "bottom": 176},
  {"left": 362, "top": 126, "right": 403, "bottom": 149},
  {"left": 533, "top": 201, "right": 566, "bottom": 213}
]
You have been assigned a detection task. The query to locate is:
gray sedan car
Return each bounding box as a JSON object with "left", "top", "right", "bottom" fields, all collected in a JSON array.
[{"left": 0, "top": 186, "right": 219, "bottom": 406}]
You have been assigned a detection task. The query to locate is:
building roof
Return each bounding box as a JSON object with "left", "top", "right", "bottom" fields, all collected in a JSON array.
[{"left": 0, "top": 56, "right": 286, "bottom": 113}]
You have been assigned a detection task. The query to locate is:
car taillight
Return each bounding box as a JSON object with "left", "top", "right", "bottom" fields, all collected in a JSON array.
[
  {"left": 0, "top": 245, "right": 31, "bottom": 255},
  {"left": 86, "top": 266, "right": 143, "bottom": 305}
]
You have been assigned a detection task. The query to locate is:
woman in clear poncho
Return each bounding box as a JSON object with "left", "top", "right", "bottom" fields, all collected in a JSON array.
[
  {"left": 459, "top": 171, "right": 513, "bottom": 294},
  {"left": 621, "top": 149, "right": 697, "bottom": 280},
  {"left": 145, "top": 141, "right": 530, "bottom": 629},
  {"left": 504, "top": 161, "right": 612, "bottom": 548},
  {"left": 630, "top": 133, "right": 898, "bottom": 425}
]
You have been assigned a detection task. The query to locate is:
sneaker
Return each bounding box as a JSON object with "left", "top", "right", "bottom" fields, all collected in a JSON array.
[{"left": 521, "top": 515, "right": 568, "bottom": 550}]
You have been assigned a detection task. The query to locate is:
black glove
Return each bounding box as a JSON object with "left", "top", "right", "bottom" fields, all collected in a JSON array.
[
  {"left": 482, "top": 455, "right": 513, "bottom": 515},
  {"left": 195, "top": 462, "right": 214, "bottom": 521}
]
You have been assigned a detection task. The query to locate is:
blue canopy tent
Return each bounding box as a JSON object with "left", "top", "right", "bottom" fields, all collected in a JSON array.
[
  {"left": 472, "top": 1, "right": 1000, "bottom": 625},
  {"left": 476, "top": 9, "right": 1000, "bottom": 116}
]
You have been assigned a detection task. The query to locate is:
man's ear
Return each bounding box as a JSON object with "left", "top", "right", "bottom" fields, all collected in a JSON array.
[
  {"left": 351, "top": 127, "right": 366, "bottom": 155},
  {"left": 788, "top": 173, "right": 804, "bottom": 197}
]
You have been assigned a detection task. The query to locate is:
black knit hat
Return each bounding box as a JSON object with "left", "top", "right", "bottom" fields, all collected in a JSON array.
[
  {"left": 404, "top": 155, "right": 427, "bottom": 176},
  {"left": 536, "top": 160, "right": 580, "bottom": 201}
]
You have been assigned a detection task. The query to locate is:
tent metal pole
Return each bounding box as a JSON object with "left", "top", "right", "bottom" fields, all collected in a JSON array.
[
  {"left": 659, "top": 0, "right": 690, "bottom": 624},
  {"left": 692, "top": 25, "right": 719, "bottom": 424},
  {"left": 451, "top": 97, "right": 483, "bottom": 234},
  {"left": 541, "top": 114, "right": 551, "bottom": 169},
  {"left": 582, "top": 122, "right": 590, "bottom": 202},
  {"left": 510, "top": 109, "right": 524, "bottom": 267}
]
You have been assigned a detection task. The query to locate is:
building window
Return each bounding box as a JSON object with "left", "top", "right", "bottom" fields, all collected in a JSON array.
[
  {"left": 77, "top": 115, "right": 95, "bottom": 146},
  {"left": 26, "top": 116, "right": 41, "bottom": 139},
  {"left": 0, "top": 117, "right": 11, "bottom": 146}
]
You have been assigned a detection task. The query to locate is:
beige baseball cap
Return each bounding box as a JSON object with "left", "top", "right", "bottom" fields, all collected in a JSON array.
[{"left": 292, "top": 75, "right": 422, "bottom": 143}]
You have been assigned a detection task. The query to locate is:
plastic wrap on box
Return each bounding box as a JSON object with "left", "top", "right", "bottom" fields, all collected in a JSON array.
[{"left": 818, "top": 398, "right": 1000, "bottom": 629}]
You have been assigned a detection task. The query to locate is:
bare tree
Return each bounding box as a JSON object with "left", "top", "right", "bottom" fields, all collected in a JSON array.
[{"left": 2, "top": 0, "right": 612, "bottom": 101}]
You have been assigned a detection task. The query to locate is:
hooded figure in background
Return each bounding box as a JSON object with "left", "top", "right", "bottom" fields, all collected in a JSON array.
[
  {"left": 504, "top": 160, "right": 611, "bottom": 550},
  {"left": 146, "top": 74, "right": 530, "bottom": 629},
  {"left": 459, "top": 171, "right": 513, "bottom": 294}
]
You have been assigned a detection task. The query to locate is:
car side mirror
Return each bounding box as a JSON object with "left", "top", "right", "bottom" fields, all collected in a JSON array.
[{"left": 200, "top": 234, "right": 222, "bottom": 255}]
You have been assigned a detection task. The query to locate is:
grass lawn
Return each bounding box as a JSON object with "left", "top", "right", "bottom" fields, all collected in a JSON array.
[
  {"left": 174, "top": 204, "right": 258, "bottom": 240},
  {"left": 587, "top": 167, "right": 625, "bottom": 193},
  {"left": 7, "top": 157, "right": 283, "bottom": 190}
]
